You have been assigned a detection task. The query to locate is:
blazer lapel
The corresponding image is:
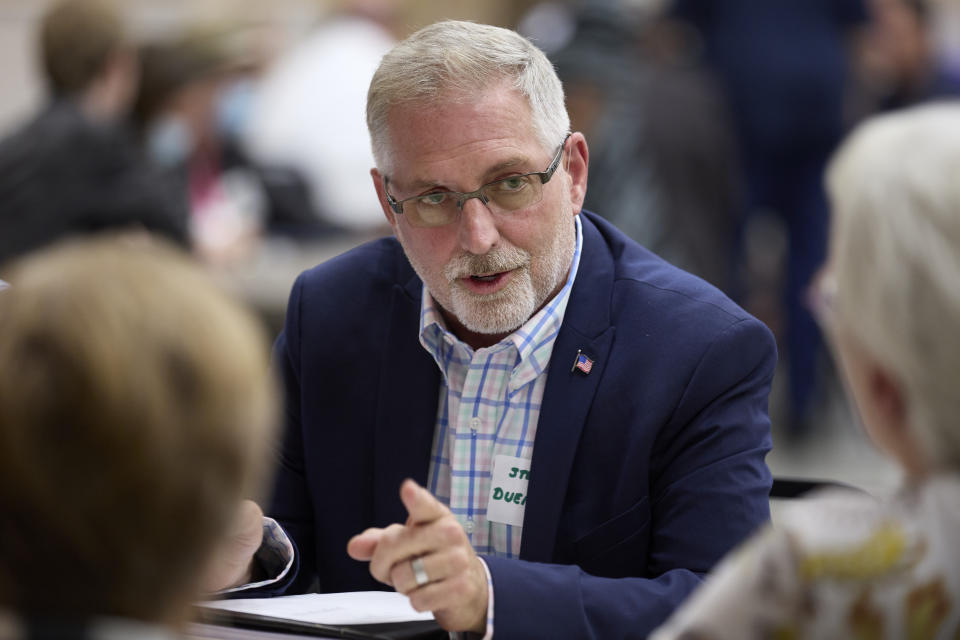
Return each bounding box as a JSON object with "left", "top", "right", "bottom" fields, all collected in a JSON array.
[
  {"left": 373, "top": 271, "right": 441, "bottom": 527},
  {"left": 520, "top": 213, "right": 616, "bottom": 562}
]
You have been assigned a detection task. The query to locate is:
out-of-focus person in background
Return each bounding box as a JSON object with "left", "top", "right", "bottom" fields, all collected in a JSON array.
[
  {"left": 0, "top": 0, "right": 188, "bottom": 267},
  {"left": 542, "top": 3, "right": 740, "bottom": 293},
  {"left": 652, "top": 102, "right": 960, "bottom": 640},
  {"left": 850, "top": 0, "right": 960, "bottom": 117},
  {"left": 670, "top": 0, "right": 870, "bottom": 441},
  {"left": 0, "top": 236, "right": 276, "bottom": 636},
  {"left": 133, "top": 24, "right": 323, "bottom": 266},
  {"left": 242, "top": 0, "right": 398, "bottom": 235}
]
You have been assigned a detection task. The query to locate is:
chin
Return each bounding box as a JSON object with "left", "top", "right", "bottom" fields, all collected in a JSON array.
[
  {"left": 456, "top": 300, "right": 534, "bottom": 336},
  {"left": 452, "top": 282, "right": 536, "bottom": 336}
]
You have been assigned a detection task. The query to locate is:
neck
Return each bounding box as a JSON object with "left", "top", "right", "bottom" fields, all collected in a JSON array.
[
  {"left": 78, "top": 85, "right": 122, "bottom": 123},
  {"left": 441, "top": 307, "right": 508, "bottom": 350}
]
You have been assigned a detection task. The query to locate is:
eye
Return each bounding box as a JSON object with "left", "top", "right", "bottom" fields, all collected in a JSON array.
[
  {"left": 492, "top": 176, "right": 531, "bottom": 192},
  {"left": 418, "top": 192, "right": 450, "bottom": 206}
]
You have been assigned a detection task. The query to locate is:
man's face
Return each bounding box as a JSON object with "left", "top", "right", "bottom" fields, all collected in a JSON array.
[{"left": 372, "top": 83, "right": 588, "bottom": 344}]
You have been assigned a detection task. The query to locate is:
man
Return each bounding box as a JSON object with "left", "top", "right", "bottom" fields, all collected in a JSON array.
[
  {"left": 213, "top": 20, "right": 776, "bottom": 639},
  {"left": 0, "top": 0, "right": 187, "bottom": 266}
]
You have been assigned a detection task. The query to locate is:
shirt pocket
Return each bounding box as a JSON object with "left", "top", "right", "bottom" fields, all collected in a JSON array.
[{"left": 572, "top": 496, "right": 650, "bottom": 577}]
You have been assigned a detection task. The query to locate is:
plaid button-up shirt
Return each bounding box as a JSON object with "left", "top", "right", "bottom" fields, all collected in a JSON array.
[{"left": 419, "top": 215, "right": 583, "bottom": 559}]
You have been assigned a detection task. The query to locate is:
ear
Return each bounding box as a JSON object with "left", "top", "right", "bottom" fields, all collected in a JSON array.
[
  {"left": 371, "top": 168, "right": 398, "bottom": 231},
  {"left": 564, "top": 132, "right": 589, "bottom": 215},
  {"left": 868, "top": 365, "right": 908, "bottom": 437},
  {"left": 866, "top": 361, "right": 928, "bottom": 475}
]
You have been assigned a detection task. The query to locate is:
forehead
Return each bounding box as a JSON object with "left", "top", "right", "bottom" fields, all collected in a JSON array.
[{"left": 384, "top": 84, "right": 545, "bottom": 187}]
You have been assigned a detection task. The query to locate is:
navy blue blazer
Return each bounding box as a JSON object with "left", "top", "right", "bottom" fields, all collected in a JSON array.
[{"left": 268, "top": 211, "right": 775, "bottom": 639}]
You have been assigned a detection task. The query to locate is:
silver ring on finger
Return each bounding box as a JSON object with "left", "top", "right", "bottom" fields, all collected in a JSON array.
[{"left": 411, "top": 557, "right": 429, "bottom": 587}]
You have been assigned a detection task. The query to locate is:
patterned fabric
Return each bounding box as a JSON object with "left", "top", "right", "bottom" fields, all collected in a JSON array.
[
  {"left": 420, "top": 215, "right": 583, "bottom": 558},
  {"left": 651, "top": 473, "right": 960, "bottom": 640},
  {"left": 219, "top": 517, "right": 294, "bottom": 594}
]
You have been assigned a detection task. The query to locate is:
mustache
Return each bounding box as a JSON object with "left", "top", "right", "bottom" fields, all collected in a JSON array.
[{"left": 444, "top": 246, "right": 530, "bottom": 281}]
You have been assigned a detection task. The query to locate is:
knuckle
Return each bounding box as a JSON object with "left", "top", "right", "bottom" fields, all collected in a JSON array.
[
  {"left": 377, "top": 526, "right": 405, "bottom": 555},
  {"left": 439, "top": 519, "right": 463, "bottom": 545},
  {"left": 454, "top": 575, "right": 472, "bottom": 599},
  {"left": 408, "top": 592, "right": 429, "bottom": 613},
  {"left": 389, "top": 565, "right": 407, "bottom": 592},
  {"left": 450, "top": 546, "right": 470, "bottom": 571},
  {"left": 368, "top": 561, "right": 388, "bottom": 583},
  {"left": 382, "top": 523, "right": 405, "bottom": 545}
]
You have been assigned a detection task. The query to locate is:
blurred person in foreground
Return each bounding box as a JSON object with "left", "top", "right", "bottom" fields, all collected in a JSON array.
[
  {"left": 0, "top": 0, "right": 188, "bottom": 267},
  {"left": 207, "top": 20, "right": 776, "bottom": 639},
  {"left": 653, "top": 102, "right": 960, "bottom": 639},
  {"left": 0, "top": 237, "right": 276, "bottom": 636}
]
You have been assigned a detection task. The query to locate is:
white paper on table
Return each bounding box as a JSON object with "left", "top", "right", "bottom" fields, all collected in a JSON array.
[{"left": 200, "top": 591, "right": 435, "bottom": 626}]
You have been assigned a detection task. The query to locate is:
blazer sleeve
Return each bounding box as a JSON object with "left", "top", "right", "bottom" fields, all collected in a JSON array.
[
  {"left": 260, "top": 273, "right": 316, "bottom": 595},
  {"left": 484, "top": 315, "right": 776, "bottom": 639}
]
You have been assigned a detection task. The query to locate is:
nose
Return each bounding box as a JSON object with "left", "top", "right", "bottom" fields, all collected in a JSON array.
[{"left": 457, "top": 197, "right": 500, "bottom": 255}]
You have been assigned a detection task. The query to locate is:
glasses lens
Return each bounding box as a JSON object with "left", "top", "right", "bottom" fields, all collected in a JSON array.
[
  {"left": 411, "top": 196, "right": 458, "bottom": 227},
  {"left": 484, "top": 175, "right": 542, "bottom": 211}
]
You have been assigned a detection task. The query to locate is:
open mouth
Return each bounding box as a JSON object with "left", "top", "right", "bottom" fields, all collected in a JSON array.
[
  {"left": 459, "top": 269, "right": 514, "bottom": 293},
  {"left": 471, "top": 272, "right": 504, "bottom": 282}
]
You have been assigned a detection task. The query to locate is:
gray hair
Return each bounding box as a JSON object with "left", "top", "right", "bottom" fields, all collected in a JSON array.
[
  {"left": 826, "top": 102, "right": 960, "bottom": 471},
  {"left": 366, "top": 20, "right": 569, "bottom": 173}
]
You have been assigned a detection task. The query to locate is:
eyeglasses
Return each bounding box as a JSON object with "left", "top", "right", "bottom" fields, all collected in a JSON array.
[{"left": 383, "top": 133, "right": 570, "bottom": 228}]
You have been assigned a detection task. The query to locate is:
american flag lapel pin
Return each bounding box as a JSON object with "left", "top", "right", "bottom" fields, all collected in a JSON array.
[{"left": 571, "top": 349, "right": 594, "bottom": 375}]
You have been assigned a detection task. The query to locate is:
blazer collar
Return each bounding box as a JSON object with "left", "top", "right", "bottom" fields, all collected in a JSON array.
[
  {"left": 520, "top": 212, "right": 617, "bottom": 561},
  {"left": 373, "top": 250, "right": 441, "bottom": 527}
]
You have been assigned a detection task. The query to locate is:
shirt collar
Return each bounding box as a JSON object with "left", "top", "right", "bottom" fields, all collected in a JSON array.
[{"left": 419, "top": 215, "right": 583, "bottom": 375}]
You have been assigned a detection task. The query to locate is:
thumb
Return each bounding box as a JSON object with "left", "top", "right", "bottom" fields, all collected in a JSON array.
[
  {"left": 347, "top": 528, "right": 383, "bottom": 561},
  {"left": 400, "top": 478, "right": 447, "bottom": 525}
]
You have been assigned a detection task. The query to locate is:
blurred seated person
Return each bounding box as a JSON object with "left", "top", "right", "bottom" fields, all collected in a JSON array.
[
  {"left": 851, "top": 0, "right": 960, "bottom": 117},
  {"left": 0, "top": 0, "right": 188, "bottom": 267},
  {"left": 0, "top": 236, "right": 276, "bottom": 635},
  {"left": 549, "top": 5, "right": 740, "bottom": 293},
  {"left": 242, "top": 0, "right": 397, "bottom": 235},
  {"left": 652, "top": 102, "right": 960, "bottom": 639},
  {"left": 133, "top": 27, "right": 327, "bottom": 266}
]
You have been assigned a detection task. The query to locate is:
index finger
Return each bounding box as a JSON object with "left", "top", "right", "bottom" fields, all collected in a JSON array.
[{"left": 400, "top": 479, "right": 448, "bottom": 526}]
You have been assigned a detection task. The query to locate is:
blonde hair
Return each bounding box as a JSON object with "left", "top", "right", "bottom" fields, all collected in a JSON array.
[
  {"left": 0, "top": 236, "right": 276, "bottom": 622},
  {"left": 366, "top": 20, "right": 570, "bottom": 174},
  {"left": 826, "top": 102, "right": 960, "bottom": 471}
]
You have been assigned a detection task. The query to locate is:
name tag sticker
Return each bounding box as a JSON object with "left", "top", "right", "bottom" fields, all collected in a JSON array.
[{"left": 486, "top": 455, "right": 530, "bottom": 527}]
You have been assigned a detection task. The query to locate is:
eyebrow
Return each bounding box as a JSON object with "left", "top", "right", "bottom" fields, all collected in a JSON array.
[{"left": 398, "top": 155, "right": 531, "bottom": 193}]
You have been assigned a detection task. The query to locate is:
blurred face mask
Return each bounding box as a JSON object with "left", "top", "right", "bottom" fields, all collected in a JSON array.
[
  {"left": 216, "top": 79, "right": 257, "bottom": 141},
  {"left": 146, "top": 116, "right": 194, "bottom": 168}
]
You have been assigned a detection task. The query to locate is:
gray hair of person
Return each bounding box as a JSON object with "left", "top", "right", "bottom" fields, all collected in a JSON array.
[
  {"left": 366, "top": 20, "right": 570, "bottom": 174},
  {"left": 825, "top": 101, "right": 960, "bottom": 471}
]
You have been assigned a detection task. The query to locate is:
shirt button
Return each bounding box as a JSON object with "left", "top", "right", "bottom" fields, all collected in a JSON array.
[
  {"left": 465, "top": 518, "right": 475, "bottom": 534},
  {"left": 470, "top": 417, "right": 481, "bottom": 429}
]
